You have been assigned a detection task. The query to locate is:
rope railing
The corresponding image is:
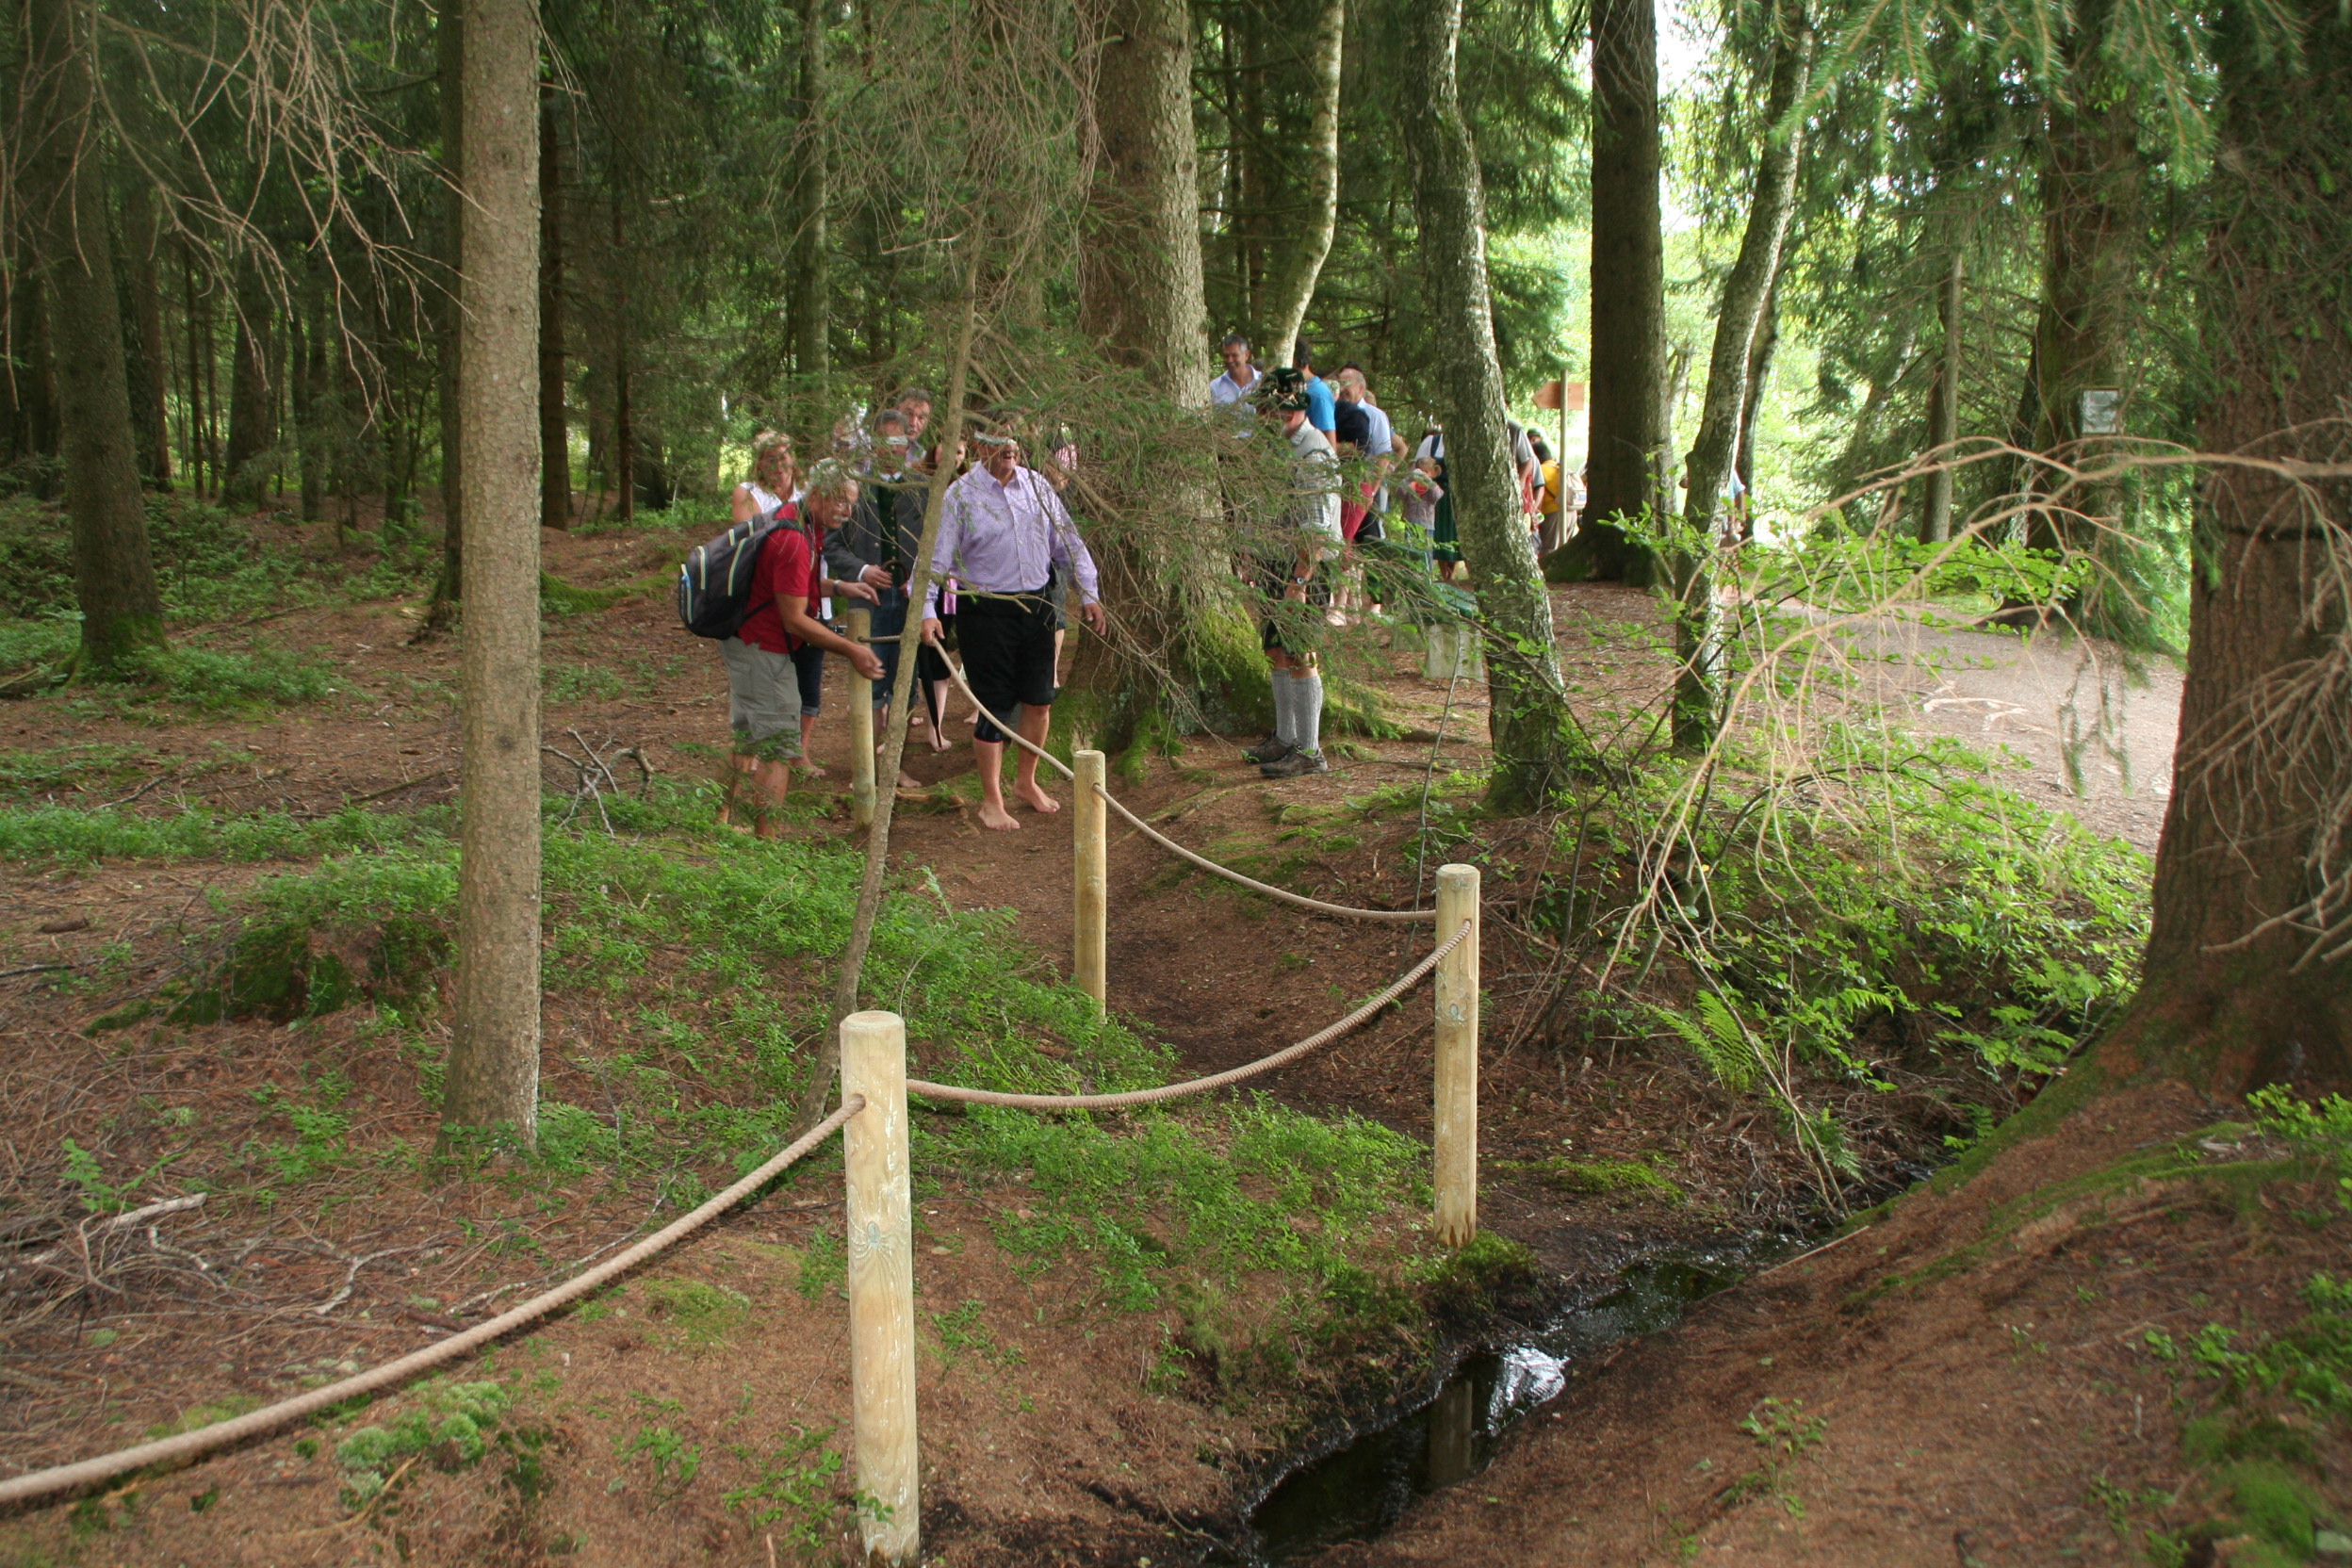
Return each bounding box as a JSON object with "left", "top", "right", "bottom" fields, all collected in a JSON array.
[
  {"left": 931, "top": 654, "right": 1436, "bottom": 923},
  {"left": 0, "top": 1099, "right": 866, "bottom": 1510},
  {"left": 908, "top": 918, "right": 1470, "bottom": 1110}
]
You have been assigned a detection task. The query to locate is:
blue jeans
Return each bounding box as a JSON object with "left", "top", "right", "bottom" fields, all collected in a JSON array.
[{"left": 867, "top": 587, "right": 909, "bottom": 707}]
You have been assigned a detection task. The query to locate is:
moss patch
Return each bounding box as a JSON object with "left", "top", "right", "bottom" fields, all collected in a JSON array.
[{"left": 1498, "top": 1155, "right": 1687, "bottom": 1206}]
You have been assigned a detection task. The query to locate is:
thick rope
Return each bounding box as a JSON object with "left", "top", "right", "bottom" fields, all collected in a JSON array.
[
  {"left": 1092, "top": 784, "right": 1435, "bottom": 923},
  {"left": 936, "top": 650, "right": 1437, "bottom": 923},
  {"left": 907, "top": 919, "right": 1469, "bottom": 1109},
  {"left": 0, "top": 1099, "right": 866, "bottom": 1508}
]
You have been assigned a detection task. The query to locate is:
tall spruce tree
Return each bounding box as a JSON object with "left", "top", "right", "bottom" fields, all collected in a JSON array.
[{"left": 1400, "top": 0, "right": 1581, "bottom": 808}]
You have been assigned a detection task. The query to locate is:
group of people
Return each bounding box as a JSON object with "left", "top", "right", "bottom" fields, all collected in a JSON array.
[
  {"left": 706, "top": 340, "right": 1588, "bottom": 831},
  {"left": 711, "top": 388, "right": 1104, "bottom": 835}
]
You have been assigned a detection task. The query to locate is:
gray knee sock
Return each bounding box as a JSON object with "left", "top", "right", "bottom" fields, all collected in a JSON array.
[
  {"left": 1270, "top": 670, "right": 1298, "bottom": 747},
  {"left": 1296, "top": 669, "right": 1324, "bottom": 754}
]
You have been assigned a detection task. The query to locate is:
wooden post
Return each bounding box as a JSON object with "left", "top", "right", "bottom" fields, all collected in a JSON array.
[
  {"left": 847, "top": 606, "right": 874, "bottom": 828},
  {"left": 841, "top": 1010, "right": 918, "bottom": 1564},
  {"left": 1433, "top": 863, "right": 1479, "bottom": 1248},
  {"left": 1073, "top": 748, "right": 1107, "bottom": 1010}
]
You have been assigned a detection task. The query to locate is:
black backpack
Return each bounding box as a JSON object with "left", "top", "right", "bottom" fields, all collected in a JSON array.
[{"left": 677, "top": 511, "right": 783, "bottom": 640}]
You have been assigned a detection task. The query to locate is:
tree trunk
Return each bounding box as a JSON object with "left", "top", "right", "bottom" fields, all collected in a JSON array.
[
  {"left": 25, "top": 0, "right": 166, "bottom": 672},
  {"left": 1921, "top": 246, "right": 1963, "bottom": 543},
  {"left": 440, "top": 0, "right": 544, "bottom": 1152},
  {"left": 1074, "top": 0, "right": 1225, "bottom": 753},
  {"left": 2025, "top": 0, "right": 2135, "bottom": 556},
  {"left": 5, "top": 245, "right": 62, "bottom": 492},
  {"left": 1568, "top": 0, "right": 1668, "bottom": 581},
  {"left": 294, "top": 261, "right": 326, "bottom": 523},
  {"left": 224, "top": 256, "right": 275, "bottom": 508},
  {"left": 612, "top": 200, "right": 632, "bottom": 523},
  {"left": 787, "top": 0, "right": 828, "bottom": 384},
  {"left": 538, "top": 73, "right": 568, "bottom": 530},
  {"left": 1252, "top": 0, "right": 1344, "bottom": 360},
  {"left": 181, "top": 243, "right": 207, "bottom": 496},
  {"left": 1079, "top": 0, "right": 1210, "bottom": 387},
  {"left": 1673, "top": 8, "right": 1812, "bottom": 751},
  {"left": 1399, "top": 0, "right": 1581, "bottom": 809},
  {"left": 1735, "top": 279, "right": 1776, "bottom": 527},
  {"left": 2098, "top": 0, "right": 2352, "bottom": 1096},
  {"left": 427, "top": 0, "right": 466, "bottom": 622},
  {"left": 120, "top": 182, "right": 172, "bottom": 489}
]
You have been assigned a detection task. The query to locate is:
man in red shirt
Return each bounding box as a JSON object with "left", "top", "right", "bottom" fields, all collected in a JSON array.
[{"left": 720, "top": 468, "right": 883, "bottom": 835}]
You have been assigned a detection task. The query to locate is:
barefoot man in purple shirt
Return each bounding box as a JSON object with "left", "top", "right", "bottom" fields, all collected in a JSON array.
[{"left": 920, "top": 425, "right": 1107, "bottom": 832}]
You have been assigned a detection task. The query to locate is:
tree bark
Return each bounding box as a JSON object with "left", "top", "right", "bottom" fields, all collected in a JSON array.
[
  {"left": 538, "top": 72, "right": 568, "bottom": 530},
  {"left": 2024, "top": 0, "right": 2135, "bottom": 555},
  {"left": 1673, "top": 8, "right": 1812, "bottom": 751},
  {"left": 612, "top": 199, "right": 632, "bottom": 523},
  {"left": 25, "top": 0, "right": 166, "bottom": 671},
  {"left": 1735, "top": 279, "right": 1777, "bottom": 526},
  {"left": 787, "top": 0, "right": 828, "bottom": 384},
  {"left": 180, "top": 243, "right": 208, "bottom": 496},
  {"left": 1080, "top": 0, "right": 1210, "bottom": 388},
  {"left": 1074, "top": 0, "right": 1225, "bottom": 753},
  {"left": 440, "top": 0, "right": 544, "bottom": 1152},
  {"left": 293, "top": 268, "right": 325, "bottom": 524},
  {"left": 1399, "top": 0, "right": 1581, "bottom": 809},
  {"left": 1921, "top": 246, "right": 1963, "bottom": 543},
  {"left": 2098, "top": 0, "right": 2352, "bottom": 1096},
  {"left": 1252, "top": 0, "right": 1344, "bottom": 361},
  {"left": 224, "top": 256, "right": 275, "bottom": 508},
  {"left": 119, "top": 182, "right": 172, "bottom": 489},
  {"left": 426, "top": 0, "right": 466, "bottom": 622},
  {"left": 4, "top": 246, "right": 61, "bottom": 492},
  {"left": 1568, "top": 0, "right": 1668, "bottom": 581}
]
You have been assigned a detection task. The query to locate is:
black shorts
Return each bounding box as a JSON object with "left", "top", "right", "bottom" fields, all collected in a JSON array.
[
  {"left": 957, "top": 590, "right": 1058, "bottom": 742},
  {"left": 1258, "top": 558, "right": 1331, "bottom": 654}
]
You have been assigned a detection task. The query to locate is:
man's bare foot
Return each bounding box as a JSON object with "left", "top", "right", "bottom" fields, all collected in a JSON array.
[
  {"left": 896, "top": 771, "right": 921, "bottom": 790},
  {"left": 797, "top": 760, "right": 828, "bottom": 780},
  {"left": 1016, "top": 781, "right": 1061, "bottom": 814},
  {"left": 977, "top": 801, "right": 1021, "bottom": 832}
]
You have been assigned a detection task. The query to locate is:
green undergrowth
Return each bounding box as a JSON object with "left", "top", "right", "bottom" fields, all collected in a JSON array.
[
  {"left": 0, "top": 802, "right": 450, "bottom": 865},
  {"left": 0, "top": 616, "right": 344, "bottom": 716},
  {"left": 0, "top": 494, "right": 435, "bottom": 629},
  {"left": 23, "top": 778, "right": 1478, "bottom": 1426},
  {"left": 1528, "top": 727, "right": 2152, "bottom": 1183},
  {"left": 76, "top": 789, "right": 1442, "bottom": 1336}
]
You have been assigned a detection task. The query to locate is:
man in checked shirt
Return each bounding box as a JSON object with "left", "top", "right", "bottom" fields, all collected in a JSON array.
[{"left": 920, "top": 419, "right": 1108, "bottom": 832}]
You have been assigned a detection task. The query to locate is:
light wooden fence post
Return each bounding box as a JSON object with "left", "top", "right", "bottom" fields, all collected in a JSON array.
[
  {"left": 1433, "top": 863, "right": 1480, "bottom": 1248},
  {"left": 847, "top": 607, "right": 874, "bottom": 828},
  {"left": 1073, "top": 749, "right": 1107, "bottom": 1010},
  {"left": 841, "top": 1011, "right": 918, "bottom": 1564}
]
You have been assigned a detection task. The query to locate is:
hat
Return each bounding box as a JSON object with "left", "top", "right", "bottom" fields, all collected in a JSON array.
[{"left": 1254, "top": 367, "right": 1311, "bottom": 414}]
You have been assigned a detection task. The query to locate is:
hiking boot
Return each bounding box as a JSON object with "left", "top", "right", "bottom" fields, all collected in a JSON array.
[
  {"left": 1244, "top": 733, "right": 1294, "bottom": 764},
  {"left": 1260, "top": 747, "right": 1329, "bottom": 779}
]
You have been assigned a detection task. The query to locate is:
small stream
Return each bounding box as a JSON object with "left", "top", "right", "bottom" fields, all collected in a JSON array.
[{"left": 1233, "top": 1236, "right": 1800, "bottom": 1563}]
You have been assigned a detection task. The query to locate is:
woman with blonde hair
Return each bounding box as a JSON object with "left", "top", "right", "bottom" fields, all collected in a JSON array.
[{"left": 732, "top": 431, "right": 798, "bottom": 523}]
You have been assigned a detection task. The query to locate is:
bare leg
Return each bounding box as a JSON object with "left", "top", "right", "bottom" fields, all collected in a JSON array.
[
  {"left": 716, "top": 751, "right": 755, "bottom": 829},
  {"left": 925, "top": 679, "right": 953, "bottom": 750},
  {"left": 797, "top": 713, "right": 826, "bottom": 777},
  {"left": 973, "top": 737, "right": 1019, "bottom": 831},
  {"left": 874, "top": 703, "right": 919, "bottom": 790},
  {"left": 750, "top": 757, "right": 792, "bottom": 840},
  {"left": 1013, "top": 702, "right": 1059, "bottom": 815}
]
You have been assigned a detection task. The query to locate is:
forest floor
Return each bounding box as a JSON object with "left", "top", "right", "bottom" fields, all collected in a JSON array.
[{"left": 7, "top": 510, "right": 2331, "bottom": 1568}]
